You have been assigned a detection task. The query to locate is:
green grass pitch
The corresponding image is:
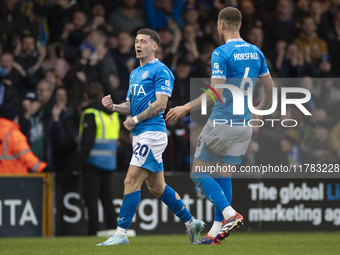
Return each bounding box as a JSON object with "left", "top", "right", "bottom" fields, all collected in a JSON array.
[{"left": 1, "top": 232, "right": 340, "bottom": 255}]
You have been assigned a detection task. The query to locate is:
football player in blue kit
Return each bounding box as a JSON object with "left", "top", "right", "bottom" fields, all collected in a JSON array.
[
  {"left": 98, "top": 28, "right": 205, "bottom": 246},
  {"left": 166, "top": 7, "right": 274, "bottom": 244}
]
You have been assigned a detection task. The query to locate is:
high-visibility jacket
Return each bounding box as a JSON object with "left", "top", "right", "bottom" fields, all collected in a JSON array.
[
  {"left": 0, "top": 118, "right": 47, "bottom": 174},
  {"left": 79, "top": 109, "right": 120, "bottom": 171}
]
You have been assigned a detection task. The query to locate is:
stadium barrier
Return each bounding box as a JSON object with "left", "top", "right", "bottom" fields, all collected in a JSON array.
[
  {"left": 54, "top": 173, "right": 340, "bottom": 236},
  {"left": 0, "top": 173, "right": 339, "bottom": 237},
  {"left": 0, "top": 173, "right": 52, "bottom": 237}
]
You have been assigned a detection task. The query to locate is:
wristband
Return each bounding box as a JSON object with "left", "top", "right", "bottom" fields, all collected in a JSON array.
[
  {"left": 112, "top": 104, "right": 116, "bottom": 112},
  {"left": 132, "top": 116, "right": 139, "bottom": 124}
]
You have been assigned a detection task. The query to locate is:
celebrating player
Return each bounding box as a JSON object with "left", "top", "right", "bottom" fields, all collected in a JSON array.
[
  {"left": 97, "top": 28, "right": 205, "bottom": 246},
  {"left": 166, "top": 7, "right": 274, "bottom": 244}
]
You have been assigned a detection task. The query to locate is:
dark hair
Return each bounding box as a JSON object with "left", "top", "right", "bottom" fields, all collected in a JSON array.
[
  {"left": 136, "top": 28, "right": 161, "bottom": 45},
  {"left": 218, "top": 7, "right": 242, "bottom": 31},
  {"left": 0, "top": 104, "right": 18, "bottom": 120},
  {"left": 85, "top": 82, "right": 104, "bottom": 100},
  {"left": 21, "top": 35, "right": 35, "bottom": 42}
]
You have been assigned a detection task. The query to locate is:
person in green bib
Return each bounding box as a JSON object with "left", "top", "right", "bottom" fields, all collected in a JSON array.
[{"left": 75, "top": 81, "right": 120, "bottom": 235}]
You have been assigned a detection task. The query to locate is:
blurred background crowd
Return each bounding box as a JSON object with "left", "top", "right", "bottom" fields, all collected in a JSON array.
[{"left": 0, "top": 0, "right": 340, "bottom": 173}]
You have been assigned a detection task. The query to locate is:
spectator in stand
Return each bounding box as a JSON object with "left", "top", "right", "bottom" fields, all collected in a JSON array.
[
  {"left": 110, "top": 32, "right": 135, "bottom": 101},
  {"left": 28, "top": 79, "right": 54, "bottom": 166},
  {"left": 170, "top": 58, "right": 191, "bottom": 107},
  {"left": 178, "top": 25, "right": 200, "bottom": 73},
  {"left": 45, "top": 69, "right": 64, "bottom": 89},
  {"left": 143, "top": 0, "right": 184, "bottom": 33},
  {"left": 296, "top": 0, "right": 310, "bottom": 18},
  {"left": 317, "top": 53, "right": 334, "bottom": 77},
  {"left": 158, "top": 27, "right": 175, "bottom": 55},
  {"left": 43, "top": 43, "right": 70, "bottom": 79},
  {"left": 182, "top": 5, "right": 201, "bottom": 36},
  {"left": 158, "top": 27, "right": 182, "bottom": 68},
  {"left": 106, "top": 33, "right": 119, "bottom": 51},
  {"left": 310, "top": 0, "right": 330, "bottom": 40},
  {"left": 201, "top": 18, "right": 221, "bottom": 46},
  {"left": 86, "top": 2, "right": 113, "bottom": 35},
  {"left": 19, "top": 91, "right": 40, "bottom": 140},
  {"left": 294, "top": 16, "right": 328, "bottom": 64},
  {"left": 276, "top": 42, "right": 317, "bottom": 77},
  {"left": 33, "top": 0, "right": 79, "bottom": 43},
  {"left": 279, "top": 128, "right": 301, "bottom": 165},
  {"left": 239, "top": 0, "right": 259, "bottom": 38},
  {"left": 108, "top": 0, "right": 145, "bottom": 34},
  {"left": 300, "top": 76, "right": 316, "bottom": 111},
  {"left": 326, "top": 9, "right": 340, "bottom": 77},
  {"left": 61, "top": 10, "right": 89, "bottom": 63},
  {"left": 247, "top": 26, "right": 274, "bottom": 74},
  {"left": 302, "top": 121, "right": 331, "bottom": 163},
  {"left": 0, "top": 0, "right": 27, "bottom": 52},
  {"left": 85, "top": 30, "right": 119, "bottom": 96},
  {"left": 64, "top": 30, "right": 119, "bottom": 109},
  {"left": 0, "top": 52, "right": 26, "bottom": 107},
  {"left": 14, "top": 35, "right": 46, "bottom": 87},
  {"left": 262, "top": 0, "right": 300, "bottom": 51},
  {"left": 301, "top": 108, "right": 327, "bottom": 160},
  {"left": 50, "top": 86, "right": 78, "bottom": 172},
  {"left": 0, "top": 104, "right": 48, "bottom": 174}
]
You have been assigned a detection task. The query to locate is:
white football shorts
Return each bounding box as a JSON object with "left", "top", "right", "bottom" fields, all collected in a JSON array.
[
  {"left": 130, "top": 131, "right": 167, "bottom": 172},
  {"left": 194, "top": 119, "right": 252, "bottom": 165}
]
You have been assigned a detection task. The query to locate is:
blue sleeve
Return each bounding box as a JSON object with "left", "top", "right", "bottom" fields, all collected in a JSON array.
[
  {"left": 142, "top": 0, "right": 167, "bottom": 30},
  {"left": 155, "top": 67, "right": 174, "bottom": 97},
  {"left": 258, "top": 49, "right": 270, "bottom": 77},
  {"left": 126, "top": 89, "right": 130, "bottom": 101},
  {"left": 126, "top": 72, "right": 133, "bottom": 101},
  {"left": 211, "top": 50, "right": 227, "bottom": 79},
  {"left": 172, "top": 0, "right": 184, "bottom": 27}
]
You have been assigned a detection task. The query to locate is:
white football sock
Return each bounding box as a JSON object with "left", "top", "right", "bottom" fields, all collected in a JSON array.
[
  {"left": 184, "top": 217, "right": 194, "bottom": 229},
  {"left": 207, "top": 221, "right": 222, "bottom": 237},
  {"left": 115, "top": 227, "right": 128, "bottom": 236},
  {"left": 222, "top": 206, "right": 236, "bottom": 219}
]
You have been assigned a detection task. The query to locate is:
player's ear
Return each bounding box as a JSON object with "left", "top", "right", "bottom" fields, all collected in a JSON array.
[
  {"left": 221, "top": 21, "right": 226, "bottom": 31},
  {"left": 153, "top": 42, "right": 158, "bottom": 51}
]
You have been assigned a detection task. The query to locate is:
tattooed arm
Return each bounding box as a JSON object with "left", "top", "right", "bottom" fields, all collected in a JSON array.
[
  {"left": 123, "top": 94, "right": 168, "bottom": 131},
  {"left": 114, "top": 101, "right": 131, "bottom": 115},
  {"left": 102, "top": 95, "right": 131, "bottom": 115}
]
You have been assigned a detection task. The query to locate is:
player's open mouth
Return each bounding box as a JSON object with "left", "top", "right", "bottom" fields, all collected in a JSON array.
[{"left": 136, "top": 50, "right": 142, "bottom": 54}]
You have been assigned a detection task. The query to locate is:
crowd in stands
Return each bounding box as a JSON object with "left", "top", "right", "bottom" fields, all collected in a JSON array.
[{"left": 1, "top": 0, "right": 340, "bottom": 173}]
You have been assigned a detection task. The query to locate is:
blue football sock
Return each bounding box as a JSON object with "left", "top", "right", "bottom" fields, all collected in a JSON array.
[
  {"left": 191, "top": 172, "right": 230, "bottom": 213},
  {"left": 214, "top": 176, "right": 232, "bottom": 222},
  {"left": 117, "top": 190, "right": 141, "bottom": 229},
  {"left": 160, "top": 185, "right": 192, "bottom": 223}
]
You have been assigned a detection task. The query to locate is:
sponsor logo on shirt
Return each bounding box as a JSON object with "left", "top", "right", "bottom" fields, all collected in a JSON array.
[{"left": 142, "top": 71, "right": 149, "bottom": 79}]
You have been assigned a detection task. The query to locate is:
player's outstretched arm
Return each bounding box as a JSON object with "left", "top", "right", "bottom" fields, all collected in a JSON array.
[
  {"left": 166, "top": 103, "right": 190, "bottom": 124},
  {"left": 166, "top": 78, "right": 225, "bottom": 124},
  {"left": 101, "top": 95, "right": 131, "bottom": 115},
  {"left": 251, "top": 74, "right": 274, "bottom": 125},
  {"left": 254, "top": 74, "right": 274, "bottom": 112},
  {"left": 123, "top": 94, "right": 168, "bottom": 131}
]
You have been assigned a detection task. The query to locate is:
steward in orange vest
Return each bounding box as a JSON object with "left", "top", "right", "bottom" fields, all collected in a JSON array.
[{"left": 0, "top": 104, "right": 47, "bottom": 174}]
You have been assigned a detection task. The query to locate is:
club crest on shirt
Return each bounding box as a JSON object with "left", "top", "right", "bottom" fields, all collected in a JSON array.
[{"left": 142, "top": 71, "right": 149, "bottom": 79}]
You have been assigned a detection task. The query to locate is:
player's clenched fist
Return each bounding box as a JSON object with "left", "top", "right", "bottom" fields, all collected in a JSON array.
[{"left": 102, "top": 95, "right": 114, "bottom": 111}]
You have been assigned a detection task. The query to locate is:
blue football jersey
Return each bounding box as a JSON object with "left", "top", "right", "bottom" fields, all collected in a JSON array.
[
  {"left": 126, "top": 58, "right": 174, "bottom": 136},
  {"left": 210, "top": 38, "right": 269, "bottom": 123}
]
